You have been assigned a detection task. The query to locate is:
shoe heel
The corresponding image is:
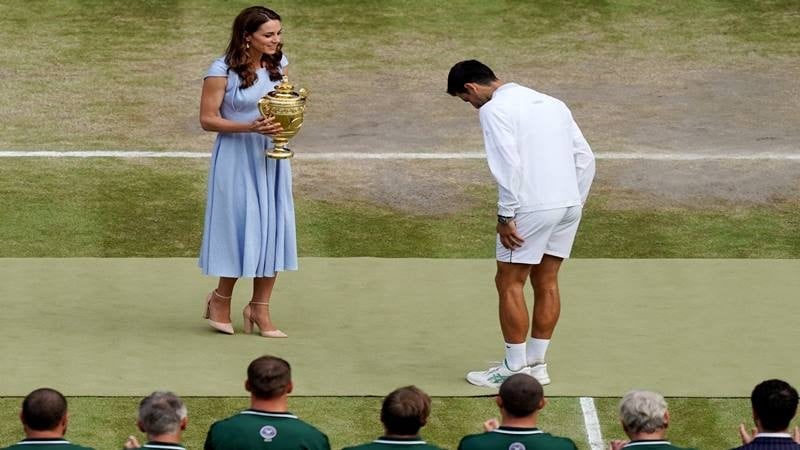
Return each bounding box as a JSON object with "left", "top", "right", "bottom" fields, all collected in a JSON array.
[
  {"left": 203, "top": 293, "right": 212, "bottom": 319},
  {"left": 242, "top": 306, "right": 253, "bottom": 334}
]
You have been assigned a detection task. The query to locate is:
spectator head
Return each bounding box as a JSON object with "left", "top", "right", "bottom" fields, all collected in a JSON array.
[
  {"left": 497, "top": 374, "right": 546, "bottom": 418},
  {"left": 380, "top": 386, "right": 431, "bottom": 436},
  {"left": 751, "top": 379, "right": 799, "bottom": 432},
  {"left": 246, "top": 355, "right": 293, "bottom": 400},
  {"left": 619, "top": 390, "right": 669, "bottom": 437},
  {"left": 137, "top": 391, "right": 188, "bottom": 437},
  {"left": 21, "top": 388, "right": 68, "bottom": 434}
]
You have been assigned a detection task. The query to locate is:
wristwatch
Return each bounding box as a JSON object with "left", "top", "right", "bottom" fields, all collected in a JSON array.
[{"left": 497, "top": 215, "right": 514, "bottom": 225}]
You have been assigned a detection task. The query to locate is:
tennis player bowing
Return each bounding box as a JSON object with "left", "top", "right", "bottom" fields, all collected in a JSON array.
[{"left": 447, "top": 60, "right": 595, "bottom": 388}]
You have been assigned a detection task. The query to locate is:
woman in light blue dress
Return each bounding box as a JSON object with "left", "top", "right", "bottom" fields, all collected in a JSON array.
[{"left": 198, "top": 6, "right": 296, "bottom": 338}]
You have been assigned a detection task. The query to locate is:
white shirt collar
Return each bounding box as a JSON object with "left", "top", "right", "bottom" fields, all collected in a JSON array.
[
  {"left": 755, "top": 432, "right": 792, "bottom": 438},
  {"left": 492, "top": 83, "right": 518, "bottom": 99}
]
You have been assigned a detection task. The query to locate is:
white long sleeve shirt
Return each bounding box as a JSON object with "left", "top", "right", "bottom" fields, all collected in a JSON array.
[{"left": 479, "top": 83, "right": 596, "bottom": 217}]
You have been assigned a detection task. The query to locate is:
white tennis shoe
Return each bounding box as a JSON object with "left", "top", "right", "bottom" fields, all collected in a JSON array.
[
  {"left": 466, "top": 361, "right": 530, "bottom": 388},
  {"left": 528, "top": 362, "right": 551, "bottom": 385}
]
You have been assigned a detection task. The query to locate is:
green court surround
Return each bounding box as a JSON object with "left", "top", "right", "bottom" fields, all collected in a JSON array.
[{"left": 1, "top": 258, "right": 797, "bottom": 397}]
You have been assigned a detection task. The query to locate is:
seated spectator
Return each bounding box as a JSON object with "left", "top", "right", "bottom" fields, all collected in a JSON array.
[
  {"left": 609, "top": 390, "right": 695, "bottom": 450},
  {"left": 204, "top": 355, "right": 330, "bottom": 450},
  {"left": 2, "top": 388, "right": 93, "bottom": 450},
  {"left": 343, "top": 386, "right": 443, "bottom": 450},
  {"left": 123, "top": 391, "right": 188, "bottom": 450},
  {"left": 734, "top": 379, "right": 800, "bottom": 450},
  {"left": 458, "top": 373, "right": 577, "bottom": 450}
]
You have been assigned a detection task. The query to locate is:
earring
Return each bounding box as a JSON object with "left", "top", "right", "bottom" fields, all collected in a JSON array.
[{"left": 246, "top": 42, "right": 250, "bottom": 50}]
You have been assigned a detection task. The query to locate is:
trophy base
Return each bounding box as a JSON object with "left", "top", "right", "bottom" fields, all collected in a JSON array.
[{"left": 266, "top": 148, "right": 294, "bottom": 159}]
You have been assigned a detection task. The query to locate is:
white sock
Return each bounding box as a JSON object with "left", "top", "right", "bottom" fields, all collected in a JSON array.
[
  {"left": 526, "top": 337, "right": 550, "bottom": 366},
  {"left": 504, "top": 342, "right": 527, "bottom": 371}
]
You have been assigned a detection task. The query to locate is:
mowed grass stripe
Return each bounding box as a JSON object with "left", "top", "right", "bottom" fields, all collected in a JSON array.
[{"left": 1, "top": 158, "right": 799, "bottom": 258}]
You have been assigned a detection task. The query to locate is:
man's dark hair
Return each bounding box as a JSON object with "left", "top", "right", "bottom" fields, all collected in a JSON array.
[
  {"left": 751, "top": 379, "right": 798, "bottom": 432},
  {"left": 380, "top": 386, "right": 431, "bottom": 436},
  {"left": 247, "top": 355, "right": 291, "bottom": 399},
  {"left": 499, "top": 374, "right": 544, "bottom": 418},
  {"left": 447, "top": 59, "right": 498, "bottom": 95},
  {"left": 21, "top": 388, "right": 67, "bottom": 431}
]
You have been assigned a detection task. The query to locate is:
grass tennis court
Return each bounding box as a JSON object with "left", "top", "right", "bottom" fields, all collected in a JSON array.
[
  {"left": 1, "top": 1, "right": 799, "bottom": 450},
  {"left": 2, "top": 258, "right": 796, "bottom": 398}
]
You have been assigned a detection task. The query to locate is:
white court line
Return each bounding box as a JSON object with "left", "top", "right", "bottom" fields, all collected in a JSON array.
[
  {"left": 580, "top": 397, "right": 605, "bottom": 450},
  {"left": 0, "top": 150, "right": 798, "bottom": 160}
]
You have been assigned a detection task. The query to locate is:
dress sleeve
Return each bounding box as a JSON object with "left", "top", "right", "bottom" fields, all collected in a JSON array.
[
  {"left": 205, "top": 57, "right": 228, "bottom": 79},
  {"left": 280, "top": 54, "right": 289, "bottom": 69}
]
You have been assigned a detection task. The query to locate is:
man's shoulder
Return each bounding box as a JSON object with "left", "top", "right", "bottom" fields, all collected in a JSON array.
[
  {"left": 211, "top": 410, "right": 325, "bottom": 433},
  {"left": 344, "top": 440, "right": 443, "bottom": 450},
  {"left": 458, "top": 431, "right": 494, "bottom": 449},
  {"left": 1, "top": 443, "right": 94, "bottom": 450},
  {"left": 629, "top": 443, "right": 694, "bottom": 450},
  {"left": 731, "top": 437, "right": 800, "bottom": 450},
  {"left": 206, "top": 412, "right": 328, "bottom": 450},
  {"left": 459, "top": 430, "right": 576, "bottom": 450},
  {"left": 482, "top": 84, "right": 566, "bottom": 117},
  {"left": 497, "top": 83, "right": 561, "bottom": 102},
  {"left": 134, "top": 443, "right": 186, "bottom": 450},
  {"left": 528, "top": 432, "right": 577, "bottom": 449}
]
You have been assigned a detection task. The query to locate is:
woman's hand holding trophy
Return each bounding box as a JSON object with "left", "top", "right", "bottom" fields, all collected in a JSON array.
[{"left": 258, "top": 76, "right": 308, "bottom": 159}]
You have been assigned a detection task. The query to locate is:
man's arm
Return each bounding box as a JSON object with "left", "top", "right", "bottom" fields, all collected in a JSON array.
[
  {"left": 480, "top": 107, "right": 521, "bottom": 217},
  {"left": 570, "top": 118, "right": 595, "bottom": 205}
]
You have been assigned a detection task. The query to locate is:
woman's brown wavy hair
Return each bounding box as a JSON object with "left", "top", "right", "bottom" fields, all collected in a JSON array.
[{"left": 225, "top": 6, "right": 283, "bottom": 89}]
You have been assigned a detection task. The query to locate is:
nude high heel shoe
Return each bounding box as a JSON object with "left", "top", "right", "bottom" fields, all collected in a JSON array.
[
  {"left": 203, "top": 290, "right": 234, "bottom": 335},
  {"left": 243, "top": 301, "right": 288, "bottom": 338}
]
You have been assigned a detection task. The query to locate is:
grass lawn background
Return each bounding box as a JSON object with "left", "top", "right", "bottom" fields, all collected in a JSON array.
[{"left": 1, "top": 1, "right": 798, "bottom": 449}]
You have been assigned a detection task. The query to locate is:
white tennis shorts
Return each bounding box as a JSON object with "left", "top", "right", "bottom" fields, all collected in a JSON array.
[{"left": 496, "top": 205, "right": 583, "bottom": 264}]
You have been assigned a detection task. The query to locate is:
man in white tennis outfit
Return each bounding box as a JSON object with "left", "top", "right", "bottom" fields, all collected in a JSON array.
[{"left": 447, "top": 60, "right": 595, "bottom": 388}]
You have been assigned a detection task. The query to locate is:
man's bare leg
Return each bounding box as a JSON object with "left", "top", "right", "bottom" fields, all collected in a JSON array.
[
  {"left": 465, "top": 260, "right": 535, "bottom": 386},
  {"left": 527, "top": 254, "right": 563, "bottom": 366},
  {"left": 495, "top": 261, "right": 533, "bottom": 370}
]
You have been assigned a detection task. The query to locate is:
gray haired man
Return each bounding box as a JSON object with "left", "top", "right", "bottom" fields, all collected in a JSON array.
[
  {"left": 610, "top": 390, "right": 695, "bottom": 450},
  {"left": 124, "top": 392, "right": 187, "bottom": 450}
]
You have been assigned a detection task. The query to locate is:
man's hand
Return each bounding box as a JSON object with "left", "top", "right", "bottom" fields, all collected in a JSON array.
[
  {"left": 482, "top": 418, "right": 500, "bottom": 432},
  {"left": 738, "top": 423, "right": 757, "bottom": 444},
  {"left": 793, "top": 426, "right": 800, "bottom": 444},
  {"left": 124, "top": 435, "right": 140, "bottom": 449},
  {"left": 497, "top": 221, "right": 524, "bottom": 250},
  {"left": 609, "top": 439, "right": 629, "bottom": 450}
]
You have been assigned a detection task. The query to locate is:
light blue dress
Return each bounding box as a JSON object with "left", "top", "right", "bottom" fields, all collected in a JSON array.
[{"left": 199, "top": 55, "right": 297, "bottom": 278}]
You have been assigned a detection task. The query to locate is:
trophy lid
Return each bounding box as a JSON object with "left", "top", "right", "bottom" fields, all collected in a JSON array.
[{"left": 269, "top": 76, "right": 301, "bottom": 99}]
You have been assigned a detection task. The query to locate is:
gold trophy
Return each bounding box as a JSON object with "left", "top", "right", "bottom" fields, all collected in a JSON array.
[{"left": 258, "top": 76, "right": 308, "bottom": 159}]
